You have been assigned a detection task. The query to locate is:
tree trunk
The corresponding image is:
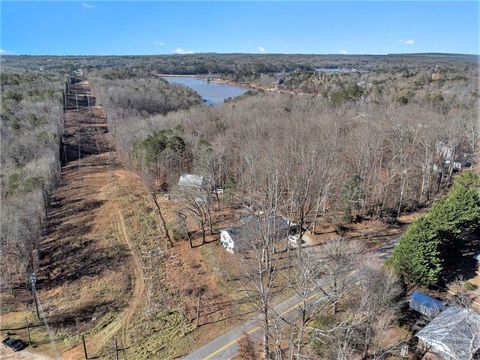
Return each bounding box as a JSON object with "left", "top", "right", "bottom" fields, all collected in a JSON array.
[
  {"left": 201, "top": 220, "right": 206, "bottom": 245},
  {"left": 333, "top": 277, "right": 338, "bottom": 315},
  {"left": 362, "top": 326, "right": 371, "bottom": 359},
  {"left": 263, "top": 305, "right": 270, "bottom": 359},
  {"left": 196, "top": 292, "right": 202, "bottom": 327},
  {"left": 312, "top": 196, "right": 322, "bottom": 235},
  {"left": 296, "top": 306, "right": 307, "bottom": 357},
  {"left": 206, "top": 206, "right": 214, "bottom": 235},
  {"left": 150, "top": 193, "right": 173, "bottom": 248},
  {"left": 188, "top": 231, "right": 193, "bottom": 248}
]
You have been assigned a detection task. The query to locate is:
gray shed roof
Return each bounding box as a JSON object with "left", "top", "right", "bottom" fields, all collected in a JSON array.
[
  {"left": 178, "top": 174, "right": 205, "bottom": 188},
  {"left": 417, "top": 306, "right": 480, "bottom": 360}
]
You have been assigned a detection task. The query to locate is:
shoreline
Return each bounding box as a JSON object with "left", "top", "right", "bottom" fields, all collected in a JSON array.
[
  {"left": 154, "top": 73, "right": 265, "bottom": 91},
  {"left": 155, "top": 73, "right": 299, "bottom": 95}
]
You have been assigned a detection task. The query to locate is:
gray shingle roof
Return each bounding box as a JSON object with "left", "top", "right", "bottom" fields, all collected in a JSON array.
[{"left": 222, "top": 215, "right": 293, "bottom": 252}]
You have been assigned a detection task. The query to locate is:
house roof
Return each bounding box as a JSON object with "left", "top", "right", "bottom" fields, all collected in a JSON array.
[
  {"left": 221, "top": 215, "right": 293, "bottom": 252},
  {"left": 409, "top": 291, "right": 444, "bottom": 318},
  {"left": 417, "top": 306, "right": 480, "bottom": 360},
  {"left": 178, "top": 174, "right": 205, "bottom": 188}
]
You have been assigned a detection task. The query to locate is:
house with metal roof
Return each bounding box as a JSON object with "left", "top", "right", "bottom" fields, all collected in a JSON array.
[
  {"left": 416, "top": 306, "right": 480, "bottom": 360},
  {"left": 409, "top": 291, "right": 444, "bottom": 318}
]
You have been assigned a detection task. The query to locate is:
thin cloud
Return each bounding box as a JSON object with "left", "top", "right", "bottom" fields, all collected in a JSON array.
[
  {"left": 153, "top": 41, "right": 165, "bottom": 46},
  {"left": 81, "top": 2, "right": 95, "bottom": 9},
  {"left": 258, "top": 46, "right": 266, "bottom": 53},
  {"left": 340, "top": 49, "right": 349, "bottom": 55},
  {"left": 0, "top": 48, "right": 16, "bottom": 55},
  {"left": 173, "top": 48, "right": 194, "bottom": 55},
  {"left": 399, "top": 39, "right": 415, "bottom": 45}
]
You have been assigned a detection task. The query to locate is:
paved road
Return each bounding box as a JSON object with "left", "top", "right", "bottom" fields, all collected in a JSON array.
[
  {"left": 184, "top": 236, "right": 402, "bottom": 360},
  {"left": 183, "top": 292, "right": 319, "bottom": 360}
]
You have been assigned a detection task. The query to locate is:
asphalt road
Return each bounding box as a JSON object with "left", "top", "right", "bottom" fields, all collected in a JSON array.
[
  {"left": 184, "top": 236, "right": 402, "bottom": 360},
  {"left": 183, "top": 291, "right": 319, "bottom": 360}
]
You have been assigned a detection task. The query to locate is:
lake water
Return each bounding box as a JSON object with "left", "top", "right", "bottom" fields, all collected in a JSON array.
[
  {"left": 315, "top": 68, "right": 358, "bottom": 73},
  {"left": 163, "top": 76, "right": 248, "bottom": 104}
]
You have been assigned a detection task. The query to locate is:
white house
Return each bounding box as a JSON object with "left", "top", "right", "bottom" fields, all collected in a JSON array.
[
  {"left": 219, "top": 215, "right": 300, "bottom": 254},
  {"left": 219, "top": 226, "right": 244, "bottom": 254}
]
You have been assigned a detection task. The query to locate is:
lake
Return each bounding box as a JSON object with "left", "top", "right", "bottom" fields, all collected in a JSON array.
[
  {"left": 315, "top": 67, "right": 358, "bottom": 73},
  {"left": 163, "top": 76, "right": 249, "bottom": 104}
]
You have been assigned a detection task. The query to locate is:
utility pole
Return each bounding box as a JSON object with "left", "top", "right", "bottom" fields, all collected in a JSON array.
[
  {"left": 30, "top": 273, "right": 40, "bottom": 320},
  {"left": 196, "top": 290, "right": 204, "bottom": 328},
  {"left": 63, "top": 136, "right": 68, "bottom": 164},
  {"left": 82, "top": 334, "right": 88, "bottom": 359},
  {"left": 25, "top": 317, "right": 31, "bottom": 345},
  {"left": 113, "top": 337, "right": 119, "bottom": 360}
]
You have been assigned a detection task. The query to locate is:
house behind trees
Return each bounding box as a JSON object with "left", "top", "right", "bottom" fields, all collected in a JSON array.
[{"left": 219, "top": 215, "right": 300, "bottom": 254}]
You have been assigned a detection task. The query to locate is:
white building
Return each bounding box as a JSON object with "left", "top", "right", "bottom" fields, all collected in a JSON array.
[
  {"left": 178, "top": 174, "right": 206, "bottom": 189},
  {"left": 219, "top": 215, "right": 300, "bottom": 254}
]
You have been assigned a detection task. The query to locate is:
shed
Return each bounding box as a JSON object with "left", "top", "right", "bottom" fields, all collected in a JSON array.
[
  {"left": 417, "top": 306, "right": 480, "bottom": 360},
  {"left": 409, "top": 291, "right": 444, "bottom": 318},
  {"left": 178, "top": 174, "right": 205, "bottom": 189}
]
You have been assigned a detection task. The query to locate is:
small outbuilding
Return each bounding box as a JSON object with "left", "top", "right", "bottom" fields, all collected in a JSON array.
[
  {"left": 178, "top": 174, "right": 206, "bottom": 189},
  {"left": 416, "top": 306, "right": 480, "bottom": 360},
  {"left": 409, "top": 291, "right": 444, "bottom": 318}
]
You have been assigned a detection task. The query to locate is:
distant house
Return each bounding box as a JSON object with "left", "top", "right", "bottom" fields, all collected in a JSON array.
[
  {"left": 409, "top": 291, "right": 444, "bottom": 318},
  {"left": 416, "top": 306, "right": 480, "bottom": 360},
  {"left": 219, "top": 215, "right": 300, "bottom": 254},
  {"left": 436, "top": 143, "right": 455, "bottom": 161},
  {"left": 73, "top": 69, "right": 84, "bottom": 77},
  {"left": 431, "top": 65, "right": 441, "bottom": 81},
  {"left": 435, "top": 142, "right": 470, "bottom": 172},
  {"left": 178, "top": 174, "right": 206, "bottom": 189},
  {"left": 431, "top": 72, "right": 441, "bottom": 81}
]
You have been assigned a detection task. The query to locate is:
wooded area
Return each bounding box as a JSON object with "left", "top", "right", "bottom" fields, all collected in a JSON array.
[
  {"left": 87, "top": 54, "right": 478, "bottom": 359},
  {"left": 1, "top": 53, "right": 478, "bottom": 359},
  {"left": 1, "top": 71, "right": 64, "bottom": 286}
]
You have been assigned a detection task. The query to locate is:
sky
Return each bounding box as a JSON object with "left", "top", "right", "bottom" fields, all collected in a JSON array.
[{"left": 1, "top": 1, "right": 479, "bottom": 56}]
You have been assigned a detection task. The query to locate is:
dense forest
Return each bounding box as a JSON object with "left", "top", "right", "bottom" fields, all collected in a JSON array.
[
  {"left": 1, "top": 71, "right": 65, "bottom": 285},
  {"left": 93, "top": 64, "right": 478, "bottom": 228},
  {"left": 3, "top": 53, "right": 478, "bottom": 75},
  {"left": 91, "top": 76, "right": 202, "bottom": 118}
]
